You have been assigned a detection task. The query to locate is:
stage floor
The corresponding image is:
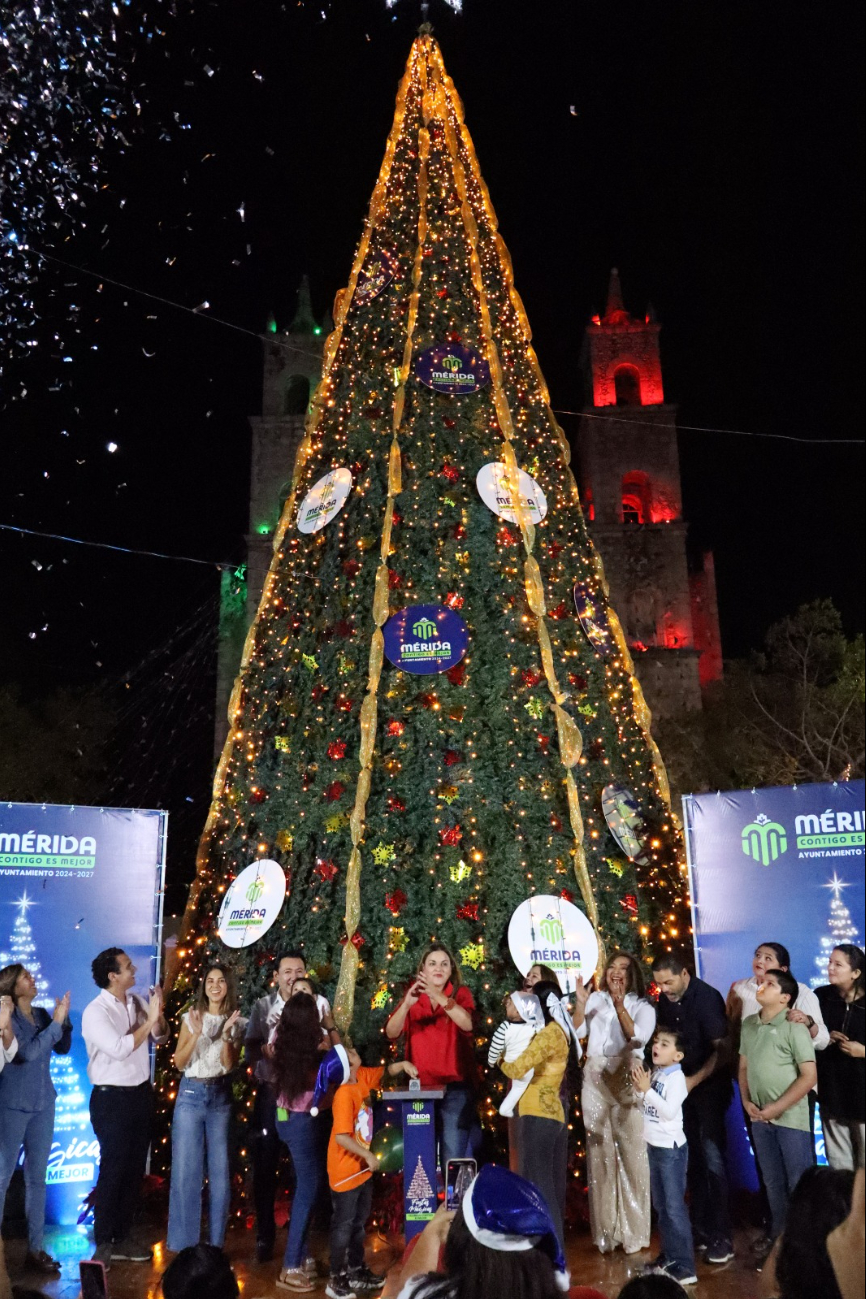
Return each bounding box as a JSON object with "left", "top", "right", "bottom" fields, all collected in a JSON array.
[{"left": 5, "top": 1225, "right": 768, "bottom": 1299}]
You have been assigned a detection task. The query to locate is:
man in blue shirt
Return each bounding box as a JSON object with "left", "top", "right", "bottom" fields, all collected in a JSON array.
[{"left": 653, "top": 953, "right": 734, "bottom": 1265}]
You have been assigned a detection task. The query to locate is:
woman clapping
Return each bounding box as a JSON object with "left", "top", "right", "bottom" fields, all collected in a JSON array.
[{"left": 167, "top": 965, "right": 242, "bottom": 1253}]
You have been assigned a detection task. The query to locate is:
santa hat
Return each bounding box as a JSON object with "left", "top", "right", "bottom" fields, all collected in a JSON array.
[
  {"left": 462, "top": 1164, "right": 570, "bottom": 1292},
  {"left": 310, "top": 1044, "right": 350, "bottom": 1116}
]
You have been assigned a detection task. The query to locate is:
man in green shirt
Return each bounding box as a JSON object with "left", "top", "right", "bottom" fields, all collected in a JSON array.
[{"left": 739, "top": 967, "right": 817, "bottom": 1240}]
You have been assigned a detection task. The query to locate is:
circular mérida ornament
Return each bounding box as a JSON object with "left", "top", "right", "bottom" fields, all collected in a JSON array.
[
  {"left": 416, "top": 342, "right": 490, "bottom": 396},
  {"left": 217, "top": 859, "right": 288, "bottom": 950},
  {"left": 353, "top": 250, "right": 399, "bottom": 307},
  {"left": 476, "top": 461, "right": 548, "bottom": 525},
  {"left": 297, "top": 468, "right": 353, "bottom": 534},
  {"left": 602, "top": 783, "right": 650, "bottom": 863},
  {"left": 573, "top": 581, "right": 614, "bottom": 654},
  {"left": 383, "top": 603, "right": 469, "bottom": 675}
]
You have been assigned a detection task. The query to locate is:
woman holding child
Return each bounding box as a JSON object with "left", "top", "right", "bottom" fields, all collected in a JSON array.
[{"left": 573, "top": 950, "right": 656, "bottom": 1255}]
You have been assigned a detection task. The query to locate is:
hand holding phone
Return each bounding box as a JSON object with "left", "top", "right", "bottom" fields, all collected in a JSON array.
[
  {"left": 80, "top": 1260, "right": 109, "bottom": 1299},
  {"left": 445, "top": 1158, "right": 477, "bottom": 1211}
]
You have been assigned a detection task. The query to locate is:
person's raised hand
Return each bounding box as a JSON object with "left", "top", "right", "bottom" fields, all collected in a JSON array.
[
  {"left": 53, "top": 992, "right": 71, "bottom": 1023},
  {"left": 630, "top": 1062, "right": 652, "bottom": 1094},
  {"left": 404, "top": 980, "right": 423, "bottom": 1009},
  {"left": 223, "top": 1009, "right": 241, "bottom": 1037},
  {"left": 608, "top": 974, "right": 626, "bottom": 1008},
  {"left": 187, "top": 1008, "right": 204, "bottom": 1036},
  {"left": 426, "top": 1204, "right": 456, "bottom": 1245},
  {"left": 572, "top": 979, "right": 591, "bottom": 1017},
  {"left": 148, "top": 987, "right": 164, "bottom": 1025},
  {"left": 0, "top": 996, "right": 12, "bottom": 1032}
]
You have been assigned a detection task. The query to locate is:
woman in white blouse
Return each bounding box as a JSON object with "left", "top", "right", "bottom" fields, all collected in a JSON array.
[
  {"left": 167, "top": 965, "right": 243, "bottom": 1254},
  {"left": 572, "top": 950, "right": 656, "bottom": 1254}
]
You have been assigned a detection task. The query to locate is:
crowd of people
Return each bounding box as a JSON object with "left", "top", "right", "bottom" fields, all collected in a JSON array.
[{"left": 0, "top": 934, "right": 863, "bottom": 1299}]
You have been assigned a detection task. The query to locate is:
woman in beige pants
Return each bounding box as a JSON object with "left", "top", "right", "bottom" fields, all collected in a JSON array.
[{"left": 573, "top": 951, "right": 656, "bottom": 1254}]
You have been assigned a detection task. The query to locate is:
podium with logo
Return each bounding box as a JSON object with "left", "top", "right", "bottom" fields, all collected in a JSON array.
[{"left": 389, "top": 1089, "right": 444, "bottom": 1240}]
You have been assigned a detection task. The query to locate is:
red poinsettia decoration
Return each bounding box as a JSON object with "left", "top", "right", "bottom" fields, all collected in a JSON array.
[
  {"left": 249, "top": 789, "right": 267, "bottom": 804},
  {"left": 443, "top": 749, "right": 462, "bottom": 767},
  {"left": 334, "top": 619, "right": 353, "bottom": 639},
  {"left": 324, "top": 781, "right": 345, "bottom": 803},
  {"left": 363, "top": 405, "right": 384, "bottom": 419},
  {"left": 569, "top": 673, "right": 588, "bottom": 691},
  {"left": 547, "top": 541, "right": 564, "bottom": 559},
  {"left": 311, "top": 683, "right": 328, "bottom": 702},
  {"left": 342, "top": 559, "right": 362, "bottom": 578},
  {"left": 620, "top": 894, "right": 639, "bottom": 916},
  {"left": 444, "top": 592, "right": 464, "bottom": 611},
  {"left": 445, "top": 331, "right": 461, "bottom": 343},
  {"left": 538, "top": 735, "right": 551, "bottom": 753},
  {"left": 439, "top": 825, "right": 463, "bottom": 846},
  {"left": 550, "top": 813, "right": 563, "bottom": 832},
  {"left": 385, "top": 890, "right": 408, "bottom": 916},
  {"left": 443, "top": 416, "right": 457, "bottom": 429},
  {"left": 452, "top": 523, "right": 467, "bottom": 541},
  {"left": 559, "top": 887, "right": 575, "bottom": 903},
  {"left": 314, "top": 858, "right": 338, "bottom": 882},
  {"left": 456, "top": 900, "right": 479, "bottom": 922},
  {"left": 441, "top": 464, "right": 460, "bottom": 484},
  {"left": 387, "top": 794, "right": 406, "bottom": 812},
  {"left": 548, "top": 601, "right": 568, "bottom": 620},
  {"left": 521, "top": 668, "right": 542, "bottom": 688},
  {"left": 391, "top": 509, "right": 402, "bottom": 526},
  {"left": 327, "top": 740, "right": 347, "bottom": 761},
  {"left": 335, "top": 697, "right": 353, "bottom": 713},
  {"left": 496, "top": 526, "right": 518, "bottom": 547},
  {"left": 388, "top": 570, "right": 402, "bottom": 590},
  {"left": 386, "top": 719, "right": 405, "bottom": 737},
  {"left": 446, "top": 661, "right": 466, "bottom": 686},
  {"left": 419, "top": 693, "right": 438, "bottom": 710}
]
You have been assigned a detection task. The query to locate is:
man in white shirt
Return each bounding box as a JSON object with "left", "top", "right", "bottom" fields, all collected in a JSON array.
[
  {"left": 244, "top": 949, "right": 338, "bottom": 1261},
  {"left": 0, "top": 993, "right": 17, "bottom": 1299},
  {"left": 81, "top": 947, "right": 167, "bottom": 1270}
]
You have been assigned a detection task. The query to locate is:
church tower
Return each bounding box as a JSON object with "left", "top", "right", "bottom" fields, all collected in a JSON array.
[
  {"left": 575, "top": 270, "right": 722, "bottom": 718},
  {"left": 213, "top": 280, "right": 326, "bottom": 753}
]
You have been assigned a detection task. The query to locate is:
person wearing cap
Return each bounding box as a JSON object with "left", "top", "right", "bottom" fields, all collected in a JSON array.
[
  {"left": 382, "top": 1163, "right": 605, "bottom": 1299},
  {"left": 385, "top": 943, "right": 476, "bottom": 1175},
  {"left": 271, "top": 990, "right": 332, "bottom": 1293},
  {"left": 498, "top": 980, "right": 582, "bottom": 1251}
]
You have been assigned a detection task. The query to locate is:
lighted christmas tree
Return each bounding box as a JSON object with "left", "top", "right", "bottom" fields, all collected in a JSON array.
[
  {"left": 175, "top": 31, "right": 688, "bottom": 1041},
  {"left": 811, "top": 875, "right": 862, "bottom": 988},
  {"left": 407, "top": 1156, "right": 434, "bottom": 1206}
]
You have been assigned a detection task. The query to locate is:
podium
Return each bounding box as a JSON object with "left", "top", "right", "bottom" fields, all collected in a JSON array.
[{"left": 388, "top": 1088, "right": 445, "bottom": 1240}]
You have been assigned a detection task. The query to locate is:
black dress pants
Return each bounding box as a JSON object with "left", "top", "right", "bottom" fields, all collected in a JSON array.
[{"left": 90, "top": 1081, "right": 153, "bottom": 1246}]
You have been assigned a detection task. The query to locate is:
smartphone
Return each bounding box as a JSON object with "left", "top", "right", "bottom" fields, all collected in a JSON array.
[
  {"left": 80, "top": 1260, "right": 109, "bottom": 1299},
  {"left": 446, "top": 1157, "right": 477, "bottom": 1211}
]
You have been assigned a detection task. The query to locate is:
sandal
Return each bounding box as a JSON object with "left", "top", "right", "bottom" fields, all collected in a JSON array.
[{"left": 277, "top": 1268, "right": 316, "bottom": 1292}]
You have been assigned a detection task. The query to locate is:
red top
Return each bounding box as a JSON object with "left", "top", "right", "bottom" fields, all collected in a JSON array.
[{"left": 403, "top": 982, "right": 476, "bottom": 1088}]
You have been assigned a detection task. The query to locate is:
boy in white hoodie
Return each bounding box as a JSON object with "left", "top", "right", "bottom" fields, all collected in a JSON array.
[{"left": 632, "top": 1027, "right": 697, "bottom": 1288}]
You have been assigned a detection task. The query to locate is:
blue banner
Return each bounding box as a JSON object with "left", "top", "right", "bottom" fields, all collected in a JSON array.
[
  {"left": 0, "top": 804, "right": 167, "bottom": 1224},
  {"left": 683, "top": 780, "right": 865, "bottom": 1182}
]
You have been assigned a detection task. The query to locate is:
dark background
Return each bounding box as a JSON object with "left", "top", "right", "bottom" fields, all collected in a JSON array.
[{"left": 2, "top": 0, "right": 863, "bottom": 904}]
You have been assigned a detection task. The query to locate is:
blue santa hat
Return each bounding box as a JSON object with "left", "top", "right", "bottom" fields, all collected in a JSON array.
[
  {"left": 462, "top": 1164, "right": 569, "bottom": 1292},
  {"left": 310, "top": 1044, "right": 351, "bottom": 1117}
]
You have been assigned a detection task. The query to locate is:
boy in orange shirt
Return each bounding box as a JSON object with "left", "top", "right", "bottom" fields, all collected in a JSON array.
[{"left": 326, "top": 1046, "right": 418, "bottom": 1299}]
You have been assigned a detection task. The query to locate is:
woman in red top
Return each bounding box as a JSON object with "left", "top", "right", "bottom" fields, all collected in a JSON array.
[{"left": 386, "top": 943, "right": 476, "bottom": 1174}]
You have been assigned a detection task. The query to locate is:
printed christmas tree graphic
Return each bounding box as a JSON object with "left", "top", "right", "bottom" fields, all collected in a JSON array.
[
  {"left": 811, "top": 875, "right": 862, "bottom": 988},
  {"left": 175, "top": 30, "right": 688, "bottom": 1041},
  {"left": 407, "top": 1155, "right": 434, "bottom": 1206}
]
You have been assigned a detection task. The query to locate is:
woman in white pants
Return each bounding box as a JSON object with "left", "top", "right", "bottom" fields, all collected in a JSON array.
[{"left": 573, "top": 950, "right": 656, "bottom": 1254}]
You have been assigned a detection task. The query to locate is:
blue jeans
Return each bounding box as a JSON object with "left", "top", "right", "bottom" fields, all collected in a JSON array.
[
  {"left": 649, "top": 1143, "right": 695, "bottom": 1273},
  {"left": 437, "top": 1084, "right": 475, "bottom": 1178},
  {"left": 276, "top": 1112, "right": 324, "bottom": 1269},
  {"left": 750, "top": 1122, "right": 813, "bottom": 1239},
  {"left": 167, "top": 1078, "right": 233, "bottom": 1252},
  {"left": 0, "top": 1103, "right": 55, "bottom": 1252}
]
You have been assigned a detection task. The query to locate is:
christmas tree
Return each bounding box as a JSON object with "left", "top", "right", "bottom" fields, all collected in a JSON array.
[
  {"left": 175, "top": 31, "right": 687, "bottom": 1041},
  {"left": 407, "top": 1156, "right": 434, "bottom": 1207},
  {"left": 811, "top": 875, "right": 862, "bottom": 988}
]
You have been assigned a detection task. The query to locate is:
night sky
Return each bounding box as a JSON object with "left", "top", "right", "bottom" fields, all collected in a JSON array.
[{"left": 2, "top": 0, "right": 863, "bottom": 899}]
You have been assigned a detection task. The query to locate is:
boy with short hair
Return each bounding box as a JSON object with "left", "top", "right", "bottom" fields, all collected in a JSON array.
[
  {"left": 738, "top": 968, "right": 817, "bottom": 1241},
  {"left": 632, "top": 1027, "right": 697, "bottom": 1287},
  {"left": 325, "top": 1046, "right": 418, "bottom": 1299}
]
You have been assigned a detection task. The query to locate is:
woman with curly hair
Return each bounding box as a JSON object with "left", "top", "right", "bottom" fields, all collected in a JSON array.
[{"left": 271, "top": 991, "right": 330, "bottom": 1293}]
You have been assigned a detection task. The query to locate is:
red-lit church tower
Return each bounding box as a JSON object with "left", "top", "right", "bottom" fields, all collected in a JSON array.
[{"left": 576, "top": 269, "right": 722, "bottom": 717}]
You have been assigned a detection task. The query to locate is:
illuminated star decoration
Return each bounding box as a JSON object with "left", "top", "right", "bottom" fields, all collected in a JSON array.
[
  {"left": 825, "top": 874, "right": 851, "bottom": 897},
  {"left": 459, "top": 941, "right": 485, "bottom": 971}
]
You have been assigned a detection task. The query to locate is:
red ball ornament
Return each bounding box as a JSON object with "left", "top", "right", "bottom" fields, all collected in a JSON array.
[
  {"left": 443, "top": 749, "right": 462, "bottom": 767},
  {"left": 327, "top": 740, "right": 348, "bottom": 761},
  {"left": 324, "top": 781, "right": 345, "bottom": 803},
  {"left": 456, "top": 900, "right": 479, "bottom": 922},
  {"left": 439, "top": 825, "right": 463, "bottom": 846},
  {"left": 315, "top": 858, "right": 338, "bottom": 882},
  {"left": 521, "top": 669, "right": 542, "bottom": 688},
  {"left": 385, "top": 889, "right": 408, "bottom": 916}
]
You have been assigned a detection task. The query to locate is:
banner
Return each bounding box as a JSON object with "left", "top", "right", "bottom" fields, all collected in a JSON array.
[
  {"left": 0, "top": 803, "right": 167, "bottom": 1225},
  {"left": 683, "top": 780, "right": 865, "bottom": 1180}
]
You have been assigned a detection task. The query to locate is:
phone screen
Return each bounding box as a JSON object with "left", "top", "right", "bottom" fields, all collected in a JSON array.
[
  {"left": 80, "top": 1260, "right": 109, "bottom": 1299},
  {"left": 445, "top": 1157, "right": 477, "bottom": 1211}
]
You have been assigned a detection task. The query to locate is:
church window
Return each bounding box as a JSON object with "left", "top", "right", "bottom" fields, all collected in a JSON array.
[
  {"left": 613, "top": 364, "right": 641, "bottom": 407},
  {"left": 283, "top": 375, "right": 310, "bottom": 415},
  {"left": 622, "top": 471, "right": 651, "bottom": 524}
]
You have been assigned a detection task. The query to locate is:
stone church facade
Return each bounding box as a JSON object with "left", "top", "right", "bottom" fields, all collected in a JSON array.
[{"left": 214, "top": 272, "right": 722, "bottom": 751}]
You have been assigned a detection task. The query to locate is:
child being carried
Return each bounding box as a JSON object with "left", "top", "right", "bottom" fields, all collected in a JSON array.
[{"left": 488, "top": 991, "right": 545, "bottom": 1117}]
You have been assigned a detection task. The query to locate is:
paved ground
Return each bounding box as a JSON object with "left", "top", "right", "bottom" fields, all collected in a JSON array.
[{"left": 4, "top": 1224, "right": 769, "bottom": 1299}]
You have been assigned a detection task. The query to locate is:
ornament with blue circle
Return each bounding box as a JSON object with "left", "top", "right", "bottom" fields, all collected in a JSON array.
[{"left": 383, "top": 604, "right": 469, "bottom": 675}]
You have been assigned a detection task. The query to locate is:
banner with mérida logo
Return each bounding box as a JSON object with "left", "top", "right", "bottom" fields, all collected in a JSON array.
[{"left": 0, "top": 803, "right": 166, "bottom": 1226}]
